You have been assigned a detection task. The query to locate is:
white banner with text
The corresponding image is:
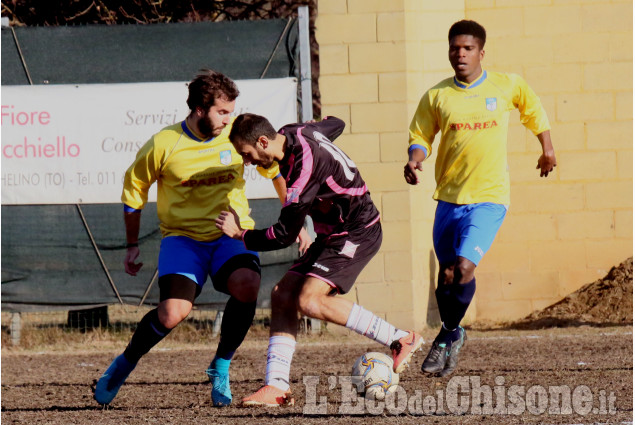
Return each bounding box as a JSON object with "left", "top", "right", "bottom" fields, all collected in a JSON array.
[{"left": 1, "top": 78, "right": 297, "bottom": 204}]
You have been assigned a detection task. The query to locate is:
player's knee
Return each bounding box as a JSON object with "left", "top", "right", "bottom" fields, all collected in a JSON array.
[
  {"left": 234, "top": 278, "right": 260, "bottom": 303},
  {"left": 158, "top": 307, "right": 189, "bottom": 329},
  {"left": 297, "top": 292, "right": 322, "bottom": 318},
  {"left": 227, "top": 270, "right": 260, "bottom": 303},
  {"left": 454, "top": 259, "right": 475, "bottom": 284}
]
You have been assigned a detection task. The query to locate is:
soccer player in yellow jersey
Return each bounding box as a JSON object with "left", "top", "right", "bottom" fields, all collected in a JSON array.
[
  {"left": 404, "top": 21, "right": 557, "bottom": 377},
  {"left": 95, "top": 69, "right": 309, "bottom": 407}
]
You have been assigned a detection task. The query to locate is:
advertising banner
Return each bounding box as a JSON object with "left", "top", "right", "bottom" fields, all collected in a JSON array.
[{"left": 1, "top": 78, "right": 297, "bottom": 204}]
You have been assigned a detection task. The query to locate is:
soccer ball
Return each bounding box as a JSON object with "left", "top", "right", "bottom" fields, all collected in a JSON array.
[{"left": 351, "top": 352, "right": 399, "bottom": 400}]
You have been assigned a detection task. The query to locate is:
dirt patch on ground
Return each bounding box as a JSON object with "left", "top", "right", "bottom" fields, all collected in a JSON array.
[
  {"left": 485, "top": 258, "right": 633, "bottom": 330},
  {"left": 2, "top": 326, "right": 632, "bottom": 424},
  {"left": 2, "top": 259, "right": 633, "bottom": 424}
]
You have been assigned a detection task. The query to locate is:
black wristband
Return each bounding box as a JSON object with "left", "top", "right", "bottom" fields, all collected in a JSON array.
[{"left": 126, "top": 242, "right": 139, "bottom": 248}]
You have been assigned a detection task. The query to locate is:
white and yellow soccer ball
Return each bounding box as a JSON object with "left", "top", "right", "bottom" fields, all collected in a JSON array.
[{"left": 351, "top": 352, "right": 400, "bottom": 400}]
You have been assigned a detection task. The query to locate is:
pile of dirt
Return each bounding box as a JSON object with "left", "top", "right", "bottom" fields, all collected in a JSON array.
[{"left": 510, "top": 257, "right": 633, "bottom": 329}]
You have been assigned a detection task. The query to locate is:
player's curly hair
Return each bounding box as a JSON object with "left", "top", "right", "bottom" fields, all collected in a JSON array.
[
  {"left": 448, "top": 20, "right": 486, "bottom": 49},
  {"left": 186, "top": 69, "right": 239, "bottom": 112},
  {"left": 229, "top": 113, "right": 277, "bottom": 146}
]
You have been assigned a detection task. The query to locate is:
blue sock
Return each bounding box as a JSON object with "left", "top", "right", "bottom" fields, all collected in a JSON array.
[
  {"left": 445, "top": 278, "right": 476, "bottom": 330},
  {"left": 435, "top": 278, "right": 475, "bottom": 343},
  {"left": 437, "top": 323, "right": 462, "bottom": 344},
  {"left": 211, "top": 356, "right": 232, "bottom": 374}
]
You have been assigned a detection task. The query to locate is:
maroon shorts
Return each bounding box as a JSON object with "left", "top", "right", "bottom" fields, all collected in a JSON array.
[{"left": 289, "top": 221, "right": 382, "bottom": 294}]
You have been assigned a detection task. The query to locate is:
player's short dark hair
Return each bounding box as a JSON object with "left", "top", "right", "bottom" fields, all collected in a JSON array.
[
  {"left": 186, "top": 69, "right": 239, "bottom": 112},
  {"left": 448, "top": 20, "right": 486, "bottom": 49},
  {"left": 229, "top": 113, "right": 278, "bottom": 146}
]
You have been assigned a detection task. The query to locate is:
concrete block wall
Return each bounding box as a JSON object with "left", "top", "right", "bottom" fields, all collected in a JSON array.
[
  {"left": 316, "top": 0, "right": 632, "bottom": 329},
  {"left": 466, "top": 0, "right": 633, "bottom": 321}
]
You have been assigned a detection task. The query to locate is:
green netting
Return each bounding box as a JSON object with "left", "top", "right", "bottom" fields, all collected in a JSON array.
[
  {"left": 1, "top": 200, "right": 298, "bottom": 312},
  {"left": 1, "top": 19, "right": 300, "bottom": 312},
  {"left": 1, "top": 19, "right": 298, "bottom": 85}
]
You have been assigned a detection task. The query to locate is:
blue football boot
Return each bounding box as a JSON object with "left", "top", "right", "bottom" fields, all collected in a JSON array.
[
  {"left": 206, "top": 366, "right": 232, "bottom": 407},
  {"left": 94, "top": 354, "right": 136, "bottom": 405}
]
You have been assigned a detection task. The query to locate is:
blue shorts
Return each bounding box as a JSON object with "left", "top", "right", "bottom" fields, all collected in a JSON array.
[
  {"left": 433, "top": 201, "right": 507, "bottom": 266},
  {"left": 158, "top": 235, "right": 260, "bottom": 293}
]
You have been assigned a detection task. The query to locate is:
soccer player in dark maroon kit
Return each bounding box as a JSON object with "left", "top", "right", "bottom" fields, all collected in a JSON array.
[{"left": 215, "top": 113, "right": 424, "bottom": 406}]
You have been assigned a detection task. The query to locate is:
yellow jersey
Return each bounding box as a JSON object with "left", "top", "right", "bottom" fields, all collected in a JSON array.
[
  {"left": 122, "top": 119, "right": 278, "bottom": 241},
  {"left": 409, "top": 71, "right": 550, "bottom": 205}
]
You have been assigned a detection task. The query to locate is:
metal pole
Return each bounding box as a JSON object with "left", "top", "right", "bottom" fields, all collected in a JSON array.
[
  {"left": 138, "top": 268, "right": 159, "bottom": 306},
  {"left": 9, "top": 26, "right": 33, "bottom": 85},
  {"left": 76, "top": 204, "right": 124, "bottom": 304},
  {"left": 261, "top": 18, "right": 294, "bottom": 79},
  {"left": 298, "top": 6, "right": 313, "bottom": 122},
  {"left": 10, "top": 313, "right": 21, "bottom": 346},
  {"left": 299, "top": 5, "right": 319, "bottom": 333}
]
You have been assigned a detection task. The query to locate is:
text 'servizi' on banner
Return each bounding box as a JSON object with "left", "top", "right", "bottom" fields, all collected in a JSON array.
[{"left": 1, "top": 78, "right": 297, "bottom": 204}]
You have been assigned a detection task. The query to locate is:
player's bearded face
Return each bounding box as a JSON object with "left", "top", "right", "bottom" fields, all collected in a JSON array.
[
  {"left": 198, "top": 98, "right": 236, "bottom": 138},
  {"left": 257, "top": 146, "right": 275, "bottom": 169},
  {"left": 236, "top": 142, "right": 275, "bottom": 169},
  {"left": 197, "top": 113, "right": 217, "bottom": 138}
]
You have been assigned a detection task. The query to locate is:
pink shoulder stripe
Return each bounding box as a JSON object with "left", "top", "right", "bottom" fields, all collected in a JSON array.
[
  {"left": 285, "top": 153, "right": 296, "bottom": 182},
  {"left": 325, "top": 176, "right": 367, "bottom": 196},
  {"left": 290, "top": 127, "right": 313, "bottom": 195},
  {"left": 266, "top": 226, "right": 276, "bottom": 240}
]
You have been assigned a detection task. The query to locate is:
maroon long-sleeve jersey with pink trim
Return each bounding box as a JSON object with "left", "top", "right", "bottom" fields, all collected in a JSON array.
[{"left": 242, "top": 116, "right": 380, "bottom": 252}]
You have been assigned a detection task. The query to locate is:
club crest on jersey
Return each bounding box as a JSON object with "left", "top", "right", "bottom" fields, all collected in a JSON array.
[
  {"left": 339, "top": 240, "right": 359, "bottom": 258},
  {"left": 486, "top": 97, "right": 497, "bottom": 111},
  {"left": 220, "top": 150, "right": 232, "bottom": 165}
]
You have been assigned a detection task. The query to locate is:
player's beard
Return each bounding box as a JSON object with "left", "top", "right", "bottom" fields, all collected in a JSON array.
[
  {"left": 258, "top": 147, "right": 275, "bottom": 169},
  {"left": 260, "top": 159, "right": 275, "bottom": 169},
  {"left": 197, "top": 114, "right": 223, "bottom": 138}
]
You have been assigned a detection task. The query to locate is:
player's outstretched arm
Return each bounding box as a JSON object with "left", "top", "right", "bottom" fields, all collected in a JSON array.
[
  {"left": 272, "top": 174, "right": 312, "bottom": 254},
  {"left": 404, "top": 147, "right": 426, "bottom": 185},
  {"left": 123, "top": 209, "right": 143, "bottom": 276},
  {"left": 536, "top": 130, "right": 557, "bottom": 177}
]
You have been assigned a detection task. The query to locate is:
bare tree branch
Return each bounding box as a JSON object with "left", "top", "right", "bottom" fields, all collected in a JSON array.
[
  {"left": 0, "top": 0, "right": 321, "bottom": 115},
  {"left": 66, "top": 1, "right": 96, "bottom": 22}
]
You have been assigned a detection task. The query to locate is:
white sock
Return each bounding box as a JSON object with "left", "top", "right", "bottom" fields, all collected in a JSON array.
[
  {"left": 345, "top": 303, "right": 409, "bottom": 347},
  {"left": 265, "top": 335, "right": 296, "bottom": 391}
]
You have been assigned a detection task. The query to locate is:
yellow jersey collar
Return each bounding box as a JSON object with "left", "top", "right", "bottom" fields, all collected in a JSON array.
[
  {"left": 181, "top": 120, "right": 215, "bottom": 143},
  {"left": 454, "top": 70, "right": 487, "bottom": 89}
]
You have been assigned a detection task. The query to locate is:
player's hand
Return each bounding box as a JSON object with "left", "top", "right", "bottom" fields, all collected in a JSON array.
[
  {"left": 536, "top": 150, "right": 557, "bottom": 177},
  {"left": 296, "top": 227, "right": 312, "bottom": 255},
  {"left": 215, "top": 205, "right": 244, "bottom": 239},
  {"left": 124, "top": 246, "right": 143, "bottom": 276},
  {"left": 404, "top": 160, "right": 423, "bottom": 185}
]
